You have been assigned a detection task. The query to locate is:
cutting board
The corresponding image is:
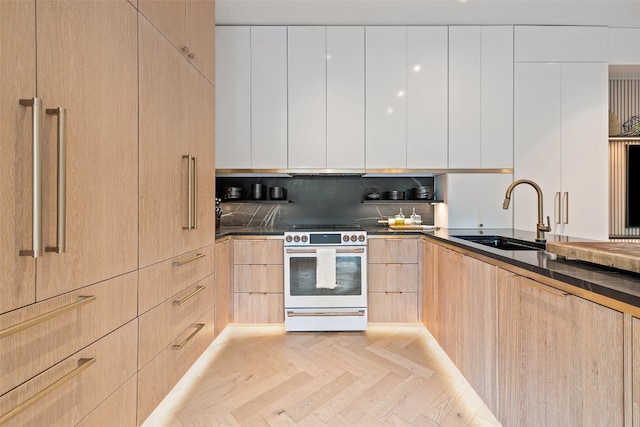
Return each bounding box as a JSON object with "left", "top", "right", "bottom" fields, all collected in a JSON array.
[
  {"left": 388, "top": 225, "right": 424, "bottom": 231},
  {"left": 546, "top": 241, "right": 640, "bottom": 273}
]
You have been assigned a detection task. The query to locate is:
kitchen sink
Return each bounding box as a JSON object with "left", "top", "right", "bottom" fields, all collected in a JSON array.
[{"left": 453, "top": 235, "right": 546, "bottom": 251}]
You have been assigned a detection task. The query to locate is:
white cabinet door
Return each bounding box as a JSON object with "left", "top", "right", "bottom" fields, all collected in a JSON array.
[
  {"left": 560, "top": 63, "right": 608, "bottom": 240},
  {"left": 288, "top": 26, "right": 326, "bottom": 169},
  {"left": 515, "top": 26, "right": 608, "bottom": 63},
  {"left": 327, "top": 26, "right": 365, "bottom": 169},
  {"left": 481, "top": 26, "right": 513, "bottom": 169},
  {"left": 406, "top": 26, "right": 448, "bottom": 169},
  {"left": 514, "top": 62, "right": 562, "bottom": 235},
  {"left": 365, "top": 26, "right": 407, "bottom": 169},
  {"left": 215, "top": 26, "right": 250, "bottom": 169},
  {"left": 514, "top": 62, "right": 608, "bottom": 240},
  {"left": 449, "top": 26, "right": 513, "bottom": 169},
  {"left": 251, "top": 26, "right": 287, "bottom": 169},
  {"left": 448, "top": 26, "right": 481, "bottom": 168}
]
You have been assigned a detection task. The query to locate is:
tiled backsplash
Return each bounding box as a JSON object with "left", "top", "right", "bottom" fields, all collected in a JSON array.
[{"left": 216, "top": 175, "right": 436, "bottom": 228}]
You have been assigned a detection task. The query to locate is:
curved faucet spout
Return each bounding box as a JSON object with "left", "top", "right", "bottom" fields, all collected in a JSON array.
[{"left": 502, "top": 179, "right": 551, "bottom": 243}]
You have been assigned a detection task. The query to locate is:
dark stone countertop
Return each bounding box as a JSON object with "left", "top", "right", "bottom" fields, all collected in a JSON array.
[{"left": 216, "top": 226, "right": 640, "bottom": 312}]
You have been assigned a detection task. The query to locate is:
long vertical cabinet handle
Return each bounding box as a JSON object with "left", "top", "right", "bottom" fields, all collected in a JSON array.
[
  {"left": 555, "top": 192, "right": 561, "bottom": 225},
  {"left": 19, "top": 98, "right": 43, "bottom": 258},
  {"left": 183, "top": 155, "right": 193, "bottom": 230},
  {"left": 45, "top": 108, "right": 67, "bottom": 253},
  {"left": 192, "top": 156, "right": 198, "bottom": 230},
  {"left": 563, "top": 192, "right": 569, "bottom": 224}
]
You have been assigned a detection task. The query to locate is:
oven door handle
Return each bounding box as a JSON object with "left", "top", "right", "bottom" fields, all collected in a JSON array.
[
  {"left": 287, "top": 310, "right": 366, "bottom": 317},
  {"left": 285, "top": 248, "right": 365, "bottom": 254}
]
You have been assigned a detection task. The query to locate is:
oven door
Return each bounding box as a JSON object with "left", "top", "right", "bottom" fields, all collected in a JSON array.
[{"left": 284, "top": 245, "right": 367, "bottom": 309}]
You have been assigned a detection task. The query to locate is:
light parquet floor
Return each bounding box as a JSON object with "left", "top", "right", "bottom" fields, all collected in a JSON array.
[{"left": 142, "top": 324, "right": 501, "bottom": 427}]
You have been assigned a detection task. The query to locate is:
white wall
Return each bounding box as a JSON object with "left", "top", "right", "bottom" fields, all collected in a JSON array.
[{"left": 216, "top": 0, "right": 640, "bottom": 28}]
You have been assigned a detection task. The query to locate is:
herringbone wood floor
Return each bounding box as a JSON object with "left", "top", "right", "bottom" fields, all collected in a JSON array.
[{"left": 142, "top": 324, "right": 501, "bottom": 426}]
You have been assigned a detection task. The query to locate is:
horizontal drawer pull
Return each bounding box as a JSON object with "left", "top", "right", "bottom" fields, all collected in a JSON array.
[
  {"left": 172, "top": 252, "right": 205, "bottom": 267},
  {"left": 286, "top": 248, "right": 364, "bottom": 254},
  {"left": 0, "top": 357, "right": 96, "bottom": 424},
  {"left": 172, "top": 323, "right": 205, "bottom": 350},
  {"left": 173, "top": 286, "right": 206, "bottom": 306},
  {"left": 385, "top": 292, "right": 404, "bottom": 295},
  {"left": 0, "top": 295, "right": 96, "bottom": 340},
  {"left": 287, "top": 310, "right": 365, "bottom": 318}
]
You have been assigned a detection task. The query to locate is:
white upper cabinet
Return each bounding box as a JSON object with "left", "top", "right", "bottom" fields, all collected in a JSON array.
[
  {"left": 288, "top": 26, "right": 365, "bottom": 170},
  {"left": 448, "top": 26, "right": 513, "bottom": 169},
  {"left": 327, "top": 27, "right": 365, "bottom": 170},
  {"left": 215, "top": 26, "right": 250, "bottom": 169},
  {"left": 288, "top": 26, "right": 326, "bottom": 169},
  {"left": 514, "top": 62, "right": 608, "bottom": 240},
  {"left": 609, "top": 28, "right": 640, "bottom": 64},
  {"left": 514, "top": 26, "right": 608, "bottom": 62},
  {"left": 216, "top": 26, "right": 287, "bottom": 170},
  {"left": 407, "top": 26, "right": 448, "bottom": 169},
  {"left": 366, "top": 26, "right": 449, "bottom": 170},
  {"left": 251, "top": 26, "right": 288, "bottom": 169},
  {"left": 366, "top": 27, "right": 407, "bottom": 170}
]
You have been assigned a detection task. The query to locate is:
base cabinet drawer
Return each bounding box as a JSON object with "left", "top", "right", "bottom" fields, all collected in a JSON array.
[
  {"left": 234, "top": 292, "right": 283, "bottom": 323},
  {"left": 139, "top": 274, "right": 215, "bottom": 368},
  {"left": 234, "top": 264, "right": 283, "bottom": 293},
  {"left": 368, "top": 263, "right": 418, "bottom": 292},
  {"left": 76, "top": 376, "right": 137, "bottom": 427},
  {"left": 138, "top": 307, "right": 215, "bottom": 425},
  {"left": 0, "top": 321, "right": 137, "bottom": 427},
  {"left": 0, "top": 272, "right": 137, "bottom": 396},
  {"left": 233, "top": 239, "right": 283, "bottom": 264},
  {"left": 368, "top": 292, "right": 419, "bottom": 322},
  {"left": 139, "top": 245, "right": 215, "bottom": 314}
]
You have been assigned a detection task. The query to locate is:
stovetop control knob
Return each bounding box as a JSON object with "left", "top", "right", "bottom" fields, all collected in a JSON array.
[
  {"left": 294, "top": 235, "right": 300, "bottom": 242},
  {"left": 285, "top": 235, "right": 293, "bottom": 243},
  {"left": 350, "top": 235, "right": 357, "bottom": 242},
  {"left": 342, "top": 235, "right": 349, "bottom": 242},
  {"left": 301, "top": 235, "right": 308, "bottom": 242},
  {"left": 358, "top": 234, "right": 365, "bottom": 242}
]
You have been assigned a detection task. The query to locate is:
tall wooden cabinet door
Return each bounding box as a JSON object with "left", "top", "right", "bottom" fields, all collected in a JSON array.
[
  {"left": 498, "top": 270, "right": 624, "bottom": 426},
  {"left": 214, "top": 238, "right": 232, "bottom": 337},
  {"left": 35, "top": 1, "right": 138, "bottom": 300},
  {"left": 432, "top": 245, "right": 461, "bottom": 364},
  {"left": 457, "top": 255, "right": 497, "bottom": 415},
  {"left": 0, "top": 1, "right": 37, "bottom": 313},
  {"left": 139, "top": 16, "right": 214, "bottom": 267},
  {"left": 633, "top": 317, "right": 640, "bottom": 427}
]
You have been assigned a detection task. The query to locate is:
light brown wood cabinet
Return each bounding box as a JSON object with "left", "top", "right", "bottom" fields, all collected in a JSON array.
[
  {"left": 215, "top": 237, "right": 232, "bottom": 336},
  {"left": 138, "top": 13, "right": 215, "bottom": 269},
  {"left": 1, "top": 1, "right": 140, "bottom": 425},
  {"left": 633, "top": 317, "right": 640, "bottom": 427},
  {"left": 0, "top": 0, "right": 138, "bottom": 313},
  {"left": 368, "top": 237, "right": 419, "bottom": 322},
  {"left": 0, "top": 320, "right": 138, "bottom": 427},
  {"left": 233, "top": 239, "right": 284, "bottom": 323},
  {"left": 138, "top": 0, "right": 215, "bottom": 84},
  {"left": 497, "top": 269, "right": 624, "bottom": 426}
]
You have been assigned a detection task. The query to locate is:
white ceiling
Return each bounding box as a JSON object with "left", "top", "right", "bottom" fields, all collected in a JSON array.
[{"left": 216, "top": 0, "right": 640, "bottom": 27}]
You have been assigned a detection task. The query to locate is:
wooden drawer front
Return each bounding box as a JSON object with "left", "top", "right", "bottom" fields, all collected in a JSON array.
[
  {"left": 368, "top": 238, "right": 418, "bottom": 264},
  {"left": 138, "top": 307, "right": 215, "bottom": 424},
  {"left": 368, "top": 263, "right": 418, "bottom": 293},
  {"left": 234, "top": 293, "right": 283, "bottom": 323},
  {"left": 0, "top": 272, "right": 137, "bottom": 396},
  {"left": 369, "top": 292, "right": 419, "bottom": 323},
  {"left": 234, "top": 264, "right": 283, "bottom": 293},
  {"left": 139, "top": 274, "right": 215, "bottom": 368},
  {"left": 233, "top": 239, "right": 283, "bottom": 265},
  {"left": 0, "top": 320, "right": 137, "bottom": 427},
  {"left": 139, "top": 244, "right": 215, "bottom": 314},
  {"left": 76, "top": 376, "right": 137, "bottom": 427}
]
